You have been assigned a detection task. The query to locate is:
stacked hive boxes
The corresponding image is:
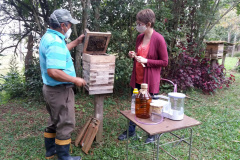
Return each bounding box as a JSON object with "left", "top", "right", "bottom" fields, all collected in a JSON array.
[
  {"left": 82, "top": 29, "right": 116, "bottom": 95},
  {"left": 205, "top": 41, "right": 224, "bottom": 59}
]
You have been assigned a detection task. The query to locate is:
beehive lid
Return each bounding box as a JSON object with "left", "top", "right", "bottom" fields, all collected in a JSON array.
[
  {"left": 83, "top": 29, "right": 111, "bottom": 54},
  {"left": 205, "top": 41, "right": 226, "bottom": 44},
  {"left": 168, "top": 92, "right": 186, "bottom": 99}
]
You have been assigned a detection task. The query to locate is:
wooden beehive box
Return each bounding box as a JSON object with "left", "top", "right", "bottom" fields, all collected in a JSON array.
[
  {"left": 223, "top": 42, "right": 234, "bottom": 54},
  {"left": 205, "top": 41, "right": 225, "bottom": 59},
  {"left": 83, "top": 29, "right": 111, "bottom": 54},
  {"left": 82, "top": 29, "right": 115, "bottom": 95}
]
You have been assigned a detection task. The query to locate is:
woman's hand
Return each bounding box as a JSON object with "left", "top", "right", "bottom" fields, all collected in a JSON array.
[
  {"left": 136, "top": 56, "right": 148, "bottom": 64},
  {"left": 128, "top": 51, "right": 136, "bottom": 58}
]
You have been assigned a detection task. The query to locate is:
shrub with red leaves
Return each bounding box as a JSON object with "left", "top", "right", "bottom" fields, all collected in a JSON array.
[{"left": 163, "top": 43, "right": 235, "bottom": 94}]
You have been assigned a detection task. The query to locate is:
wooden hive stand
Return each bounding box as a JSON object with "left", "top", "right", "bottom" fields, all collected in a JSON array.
[{"left": 81, "top": 29, "right": 116, "bottom": 143}]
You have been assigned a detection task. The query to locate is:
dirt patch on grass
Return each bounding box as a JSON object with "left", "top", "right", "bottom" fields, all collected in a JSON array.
[
  {"left": 1, "top": 103, "right": 31, "bottom": 114},
  {"left": 0, "top": 101, "right": 48, "bottom": 133},
  {"left": 1, "top": 103, "right": 49, "bottom": 141}
]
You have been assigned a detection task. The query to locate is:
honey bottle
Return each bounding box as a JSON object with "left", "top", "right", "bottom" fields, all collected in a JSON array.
[{"left": 135, "top": 83, "right": 152, "bottom": 119}]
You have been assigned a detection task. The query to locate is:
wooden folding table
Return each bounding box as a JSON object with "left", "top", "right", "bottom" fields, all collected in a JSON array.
[{"left": 120, "top": 110, "right": 201, "bottom": 160}]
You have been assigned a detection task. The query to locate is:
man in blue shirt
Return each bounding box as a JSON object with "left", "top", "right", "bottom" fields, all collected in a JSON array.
[{"left": 39, "top": 9, "right": 85, "bottom": 160}]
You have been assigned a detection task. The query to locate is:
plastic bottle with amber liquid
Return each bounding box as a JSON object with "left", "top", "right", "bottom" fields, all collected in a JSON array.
[{"left": 135, "top": 83, "right": 152, "bottom": 119}]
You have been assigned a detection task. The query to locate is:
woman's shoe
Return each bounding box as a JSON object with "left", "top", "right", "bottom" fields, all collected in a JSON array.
[{"left": 118, "top": 131, "right": 136, "bottom": 141}]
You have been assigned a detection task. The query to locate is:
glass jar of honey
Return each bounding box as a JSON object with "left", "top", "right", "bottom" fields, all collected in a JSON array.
[{"left": 135, "top": 83, "right": 152, "bottom": 119}]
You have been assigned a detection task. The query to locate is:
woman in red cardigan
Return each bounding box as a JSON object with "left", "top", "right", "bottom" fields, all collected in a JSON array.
[{"left": 118, "top": 9, "right": 168, "bottom": 143}]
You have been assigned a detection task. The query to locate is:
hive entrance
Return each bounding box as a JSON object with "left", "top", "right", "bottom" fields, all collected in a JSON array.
[{"left": 86, "top": 36, "right": 107, "bottom": 52}]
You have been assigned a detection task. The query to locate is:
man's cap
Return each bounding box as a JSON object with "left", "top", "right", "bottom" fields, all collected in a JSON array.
[{"left": 50, "top": 9, "right": 80, "bottom": 24}]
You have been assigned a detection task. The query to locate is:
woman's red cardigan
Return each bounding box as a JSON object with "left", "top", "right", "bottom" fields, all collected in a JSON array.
[{"left": 130, "top": 30, "right": 168, "bottom": 94}]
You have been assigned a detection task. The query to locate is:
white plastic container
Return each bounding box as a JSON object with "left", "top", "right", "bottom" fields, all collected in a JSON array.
[
  {"left": 150, "top": 100, "right": 167, "bottom": 114},
  {"left": 168, "top": 92, "right": 186, "bottom": 120}
]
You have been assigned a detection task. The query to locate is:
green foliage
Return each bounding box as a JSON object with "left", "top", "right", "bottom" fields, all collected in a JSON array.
[
  {"left": 0, "top": 56, "right": 25, "bottom": 99},
  {"left": 206, "top": 26, "right": 228, "bottom": 41},
  {"left": 96, "top": 0, "right": 146, "bottom": 90},
  {"left": 24, "top": 57, "right": 44, "bottom": 102},
  {"left": 236, "top": 2, "right": 240, "bottom": 15},
  {"left": 233, "top": 52, "right": 240, "bottom": 57},
  {"left": 2, "top": 0, "right": 239, "bottom": 97},
  {"left": 114, "top": 58, "right": 133, "bottom": 91},
  {"left": 93, "top": 0, "right": 239, "bottom": 92},
  {"left": 235, "top": 65, "right": 240, "bottom": 72},
  {"left": 1, "top": 66, "right": 240, "bottom": 159},
  {"left": 0, "top": 56, "right": 43, "bottom": 102}
]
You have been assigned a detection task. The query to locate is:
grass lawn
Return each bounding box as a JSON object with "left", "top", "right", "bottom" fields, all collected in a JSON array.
[{"left": 0, "top": 57, "right": 240, "bottom": 160}]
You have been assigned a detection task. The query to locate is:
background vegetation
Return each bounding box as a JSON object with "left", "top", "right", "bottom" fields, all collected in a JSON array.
[
  {"left": 0, "top": 57, "right": 239, "bottom": 159},
  {"left": 0, "top": 1, "right": 240, "bottom": 159},
  {"left": 1, "top": 0, "right": 240, "bottom": 101}
]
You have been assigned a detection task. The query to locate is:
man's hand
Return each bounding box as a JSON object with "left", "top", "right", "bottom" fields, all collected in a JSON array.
[
  {"left": 128, "top": 51, "right": 136, "bottom": 58},
  {"left": 73, "top": 77, "right": 86, "bottom": 87},
  {"left": 77, "top": 34, "right": 85, "bottom": 44},
  {"left": 67, "top": 34, "right": 85, "bottom": 50},
  {"left": 136, "top": 56, "right": 148, "bottom": 64},
  {"left": 47, "top": 69, "right": 87, "bottom": 86}
]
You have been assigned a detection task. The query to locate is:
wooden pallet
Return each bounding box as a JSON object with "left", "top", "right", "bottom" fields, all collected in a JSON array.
[
  {"left": 75, "top": 118, "right": 100, "bottom": 154},
  {"left": 75, "top": 118, "right": 91, "bottom": 147},
  {"left": 82, "top": 53, "right": 115, "bottom": 95}
]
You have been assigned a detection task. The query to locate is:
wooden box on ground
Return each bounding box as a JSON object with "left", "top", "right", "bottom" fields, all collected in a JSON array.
[{"left": 82, "top": 29, "right": 115, "bottom": 95}]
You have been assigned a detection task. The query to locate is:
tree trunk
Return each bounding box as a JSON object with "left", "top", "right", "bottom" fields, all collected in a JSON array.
[
  {"left": 228, "top": 30, "right": 231, "bottom": 43},
  {"left": 168, "top": 0, "right": 184, "bottom": 55},
  {"left": 74, "top": 0, "right": 90, "bottom": 92},
  {"left": 81, "top": 0, "right": 90, "bottom": 33},
  {"left": 75, "top": 44, "right": 82, "bottom": 81},
  {"left": 54, "top": 0, "right": 57, "bottom": 10},
  {"left": 19, "top": 20, "right": 23, "bottom": 62},
  {"left": 91, "top": 0, "right": 100, "bottom": 31},
  {"left": 231, "top": 34, "right": 237, "bottom": 57},
  {"left": 25, "top": 34, "right": 33, "bottom": 81},
  {"left": 68, "top": 0, "right": 78, "bottom": 37}
]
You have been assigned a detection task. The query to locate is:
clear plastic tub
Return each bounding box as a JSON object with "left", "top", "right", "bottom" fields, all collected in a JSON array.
[{"left": 150, "top": 112, "right": 163, "bottom": 122}]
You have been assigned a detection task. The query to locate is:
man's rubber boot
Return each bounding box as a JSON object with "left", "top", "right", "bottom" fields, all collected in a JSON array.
[
  {"left": 44, "top": 132, "right": 57, "bottom": 159},
  {"left": 56, "top": 139, "right": 81, "bottom": 160}
]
